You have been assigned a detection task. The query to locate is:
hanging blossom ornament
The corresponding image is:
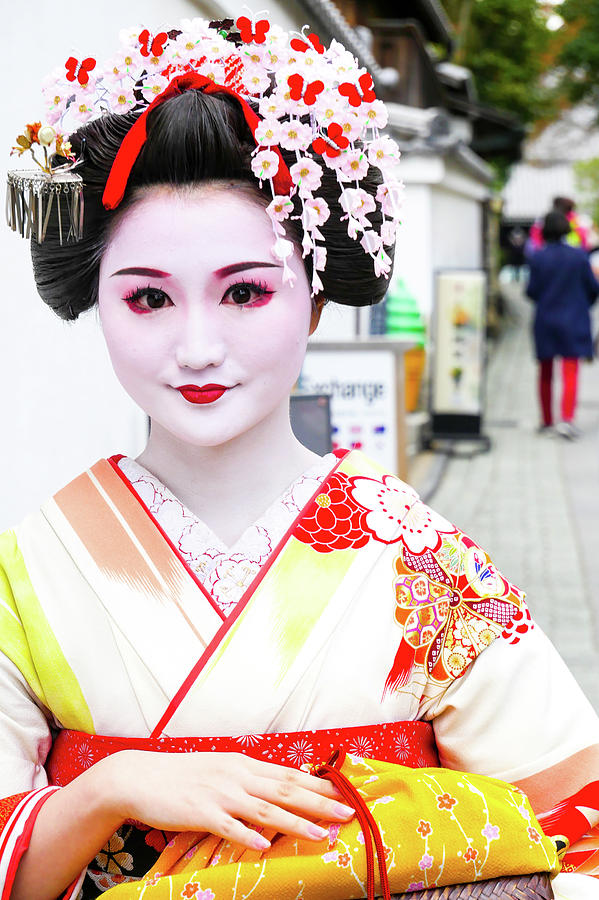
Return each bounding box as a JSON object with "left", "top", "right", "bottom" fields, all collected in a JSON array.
[
  {"left": 7, "top": 121, "right": 81, "bottom": 244},
  {"left": 7, "top": 12, "right": 403, "bottom": 295}
]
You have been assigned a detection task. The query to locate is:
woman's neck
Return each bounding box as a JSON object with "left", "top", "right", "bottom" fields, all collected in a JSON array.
[{"left": 135, "top": 402, "right": 320, "bottom": 546}]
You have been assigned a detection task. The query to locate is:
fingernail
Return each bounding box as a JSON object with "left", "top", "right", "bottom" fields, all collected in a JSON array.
[
  {"left": 334, "top": 803, "right": 355, "bottom": 818},
  {"left": 253, "top": 834, "right": 271, "bottom": 850},
  {"left": 308, "top": 824, "right": 329, "bottom": 840}
]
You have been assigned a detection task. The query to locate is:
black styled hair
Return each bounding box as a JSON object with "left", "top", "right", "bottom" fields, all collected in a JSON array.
[
  {"left": 542, "top": 211, "right": 570, "bottom": 243},
  {"left": 31, "top": 89, "right": 393, "bottom": 320}
]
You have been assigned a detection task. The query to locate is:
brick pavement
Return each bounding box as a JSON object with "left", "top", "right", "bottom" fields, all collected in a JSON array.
[{"left": 417, "top": 281, "right": 599, "bottom": 710}]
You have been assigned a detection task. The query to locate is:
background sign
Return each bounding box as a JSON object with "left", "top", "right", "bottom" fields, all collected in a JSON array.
[
  {"left": 429, "top": 269, "right": 487, "bottom": 439},
  {"left": 299, "top": 349, "right": 397, "bottom": 471}
]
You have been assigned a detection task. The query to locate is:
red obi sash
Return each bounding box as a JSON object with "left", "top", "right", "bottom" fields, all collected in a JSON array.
[{"left": 47, "top": 721, "right": 439, "bottom": 787}]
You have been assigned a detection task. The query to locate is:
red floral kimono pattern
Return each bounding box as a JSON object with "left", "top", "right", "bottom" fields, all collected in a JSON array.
[
  {"left": 294, "top": 471, "right": 371, "bottom": 553},
  {"left": 386, "top": 533, "right": 527, "bottom": 693},
  {"left": 294, "top": 468, "right": 529, "bottom": 696}
]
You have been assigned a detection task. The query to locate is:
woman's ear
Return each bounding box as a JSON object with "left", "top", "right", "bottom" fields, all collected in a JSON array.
[{"left": 309, "top": 297, "right": 326, "bottom": 335}]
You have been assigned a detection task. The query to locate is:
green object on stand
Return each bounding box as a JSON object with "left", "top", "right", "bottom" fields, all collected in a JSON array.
[
  {"left": 385, "top": 278, "right": 427, "bottom": 412},
  {"left": 385, "top": 277, "right": 426, "bottom": 346}
]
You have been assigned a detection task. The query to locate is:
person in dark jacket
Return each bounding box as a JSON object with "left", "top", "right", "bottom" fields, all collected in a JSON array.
[{"left": 526, "top": 211, "right": 599, "bottom": 438}]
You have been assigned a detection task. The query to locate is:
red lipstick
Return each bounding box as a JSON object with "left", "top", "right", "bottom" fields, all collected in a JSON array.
[{"left": 177, "top": 384, "right": 228, "bottom": 404}]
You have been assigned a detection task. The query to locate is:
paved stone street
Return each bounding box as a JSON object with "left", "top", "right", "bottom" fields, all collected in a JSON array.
[{"left": 414, "top": 281, "right": 599, "bottom": 710}]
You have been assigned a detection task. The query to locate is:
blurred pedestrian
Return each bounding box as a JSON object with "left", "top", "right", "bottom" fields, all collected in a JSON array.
[
  {"left": 507, "top": 226, "right": 527, "bottom": 281},
  {"left": 526, "top": 196, "right": 591, "bottom": 257},
  {"left": 526, "top": 211, "right": 599, "bottom": 438}
]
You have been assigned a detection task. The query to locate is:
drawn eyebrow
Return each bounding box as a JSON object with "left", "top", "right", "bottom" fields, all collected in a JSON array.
[
  {"left": 214, "top": 261, "right": 282, "bottom": 278},
  {"left": 110, "top": 267, "right": 172, "bottom": 278}
]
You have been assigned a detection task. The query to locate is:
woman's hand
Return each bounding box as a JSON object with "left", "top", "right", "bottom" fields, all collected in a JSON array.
[
  {"left": 106, "top": 750, "right": 354, "bottom": 849},
  {"left": 14, "top": 750, "right": 352, "bottom": 900}
]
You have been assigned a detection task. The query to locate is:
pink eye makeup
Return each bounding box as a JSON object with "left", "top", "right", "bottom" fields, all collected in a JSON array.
[
  {"left": 123, "top": 285, "right": 172, "bottom": 314},
  {"left": 221, "top": 278, "right": 275, "bottom": 309},
  {"left": 121, "top": 277, "right": 276, "bottom": 314}
]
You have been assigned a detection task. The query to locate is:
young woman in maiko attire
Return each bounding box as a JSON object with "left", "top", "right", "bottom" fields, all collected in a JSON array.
[{"left": 2, "top": 16, "right": 599, "bottom": 900}]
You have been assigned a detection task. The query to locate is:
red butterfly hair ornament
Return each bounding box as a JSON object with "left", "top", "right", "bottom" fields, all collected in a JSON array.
[
  {"left": 65, "top": 57, "right": 96, "bottom": 86},
  {"left": 102, "top": 72, "right": 293, "bottom": 210},
  {"left": 290, "top": 32, "right": 325, "bottom": 54},
  {"left": 287, "top": 73, "right": 324, "bottom": 106},
  {"left": 312, "top": 122, "right": 349, "bottom": 158},
  {"left": 236, "top": 16, "right": 270, "bottom": 44},
  {"left": 139, "top": 30, "right": 168, "bottom": 58},
  {"left": 338, "top": 73, "right": 376, "bottom": 108}
]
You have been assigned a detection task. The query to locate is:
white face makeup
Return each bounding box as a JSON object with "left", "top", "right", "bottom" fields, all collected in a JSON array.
[{"left": 98, "top": 185, "right": 315, "bottom": 450}]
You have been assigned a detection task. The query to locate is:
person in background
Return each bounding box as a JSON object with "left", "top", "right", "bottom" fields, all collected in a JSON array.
[
  {"left": 527, "top": 196, "right": 591, "bottom": 256},
  {"left": 507, "top": 226, "right": 527, "bottom": 281},
  {"left": 526, "top": 211, "right": 599, "bottom": 438}
]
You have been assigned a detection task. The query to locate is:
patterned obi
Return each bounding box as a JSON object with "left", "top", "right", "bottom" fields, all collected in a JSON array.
[{"left": 47, "top": 720, "right": 439, "bottom": 786}]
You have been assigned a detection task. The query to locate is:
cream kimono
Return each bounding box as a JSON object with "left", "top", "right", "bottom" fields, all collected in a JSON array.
[{"left": 0, "top": 449, "right": 598, "bottom": 899}]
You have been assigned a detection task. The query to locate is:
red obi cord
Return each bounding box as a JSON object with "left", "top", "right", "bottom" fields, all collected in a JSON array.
[
  {"left": 313, "top": 751, "right": 391, "bottom": 900},
  {"left": 102, "top": 72, "right": 294, "bottom": 210},
  {"left": 47, "top": 721, "right": 439, "bottom": 787}
]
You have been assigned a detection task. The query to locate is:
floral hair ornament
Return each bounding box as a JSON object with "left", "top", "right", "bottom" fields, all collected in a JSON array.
[
  {"left": 102, "top": 72, "right": 293, "bottom": 209},
  {"left": 7, "top": 12, "right": 403, "bottom": 294},
  {"left": 6, "top": 123, "right": 82, "bottom": 244}
]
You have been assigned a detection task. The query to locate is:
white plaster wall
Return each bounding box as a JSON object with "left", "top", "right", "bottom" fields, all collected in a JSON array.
[
  {"left": 394, "top": 183, "right": 434, "bottom": 317},
  {"left": 1, "top": 0, "right": 308, "bottom": 530},
  {"left": 393, "top": 157, "right": 487, "bottom": 321},
  {"left": 431, "top": 187, "right": 483, "bottom": 272}
]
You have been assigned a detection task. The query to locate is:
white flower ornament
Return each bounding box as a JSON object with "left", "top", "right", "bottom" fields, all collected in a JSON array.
[{"left": 251, "top": 148, "right": 280, "bottom": 181}]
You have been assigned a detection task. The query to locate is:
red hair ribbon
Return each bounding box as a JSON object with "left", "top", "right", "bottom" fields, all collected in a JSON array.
[{"left": 102, "top": 72, "right": 293, "bottom": 210}]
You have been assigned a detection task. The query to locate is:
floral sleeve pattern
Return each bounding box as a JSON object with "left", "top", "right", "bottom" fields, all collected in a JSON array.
[
  {"left": 294, "top": 467, "right": 529, "bottom": 699},
  {"left": 385, "top": 530, "right": 528, "bottom": 695}
]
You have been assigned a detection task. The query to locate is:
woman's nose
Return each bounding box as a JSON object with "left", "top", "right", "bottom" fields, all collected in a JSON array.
[{"left": 174, "top": 308, "right": 227, "bottom": 371}]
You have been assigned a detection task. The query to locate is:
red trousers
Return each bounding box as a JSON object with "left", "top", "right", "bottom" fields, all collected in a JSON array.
[{"left": 538, "top": 357, "right": 579, "bottom": 425}]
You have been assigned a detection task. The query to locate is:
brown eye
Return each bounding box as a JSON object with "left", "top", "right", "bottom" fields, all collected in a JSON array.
[
  {"left": 123, "top": 286, "right": 172, "bottom": 312},
  {"left": 229, "top": 285, "right": 254, "bottom": 305},
  {"left": 143, "top": 289, "right": 169, "bottom": 309},
  {"left": 221, "top": 280, "right": 274, "bottom": 308}
]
